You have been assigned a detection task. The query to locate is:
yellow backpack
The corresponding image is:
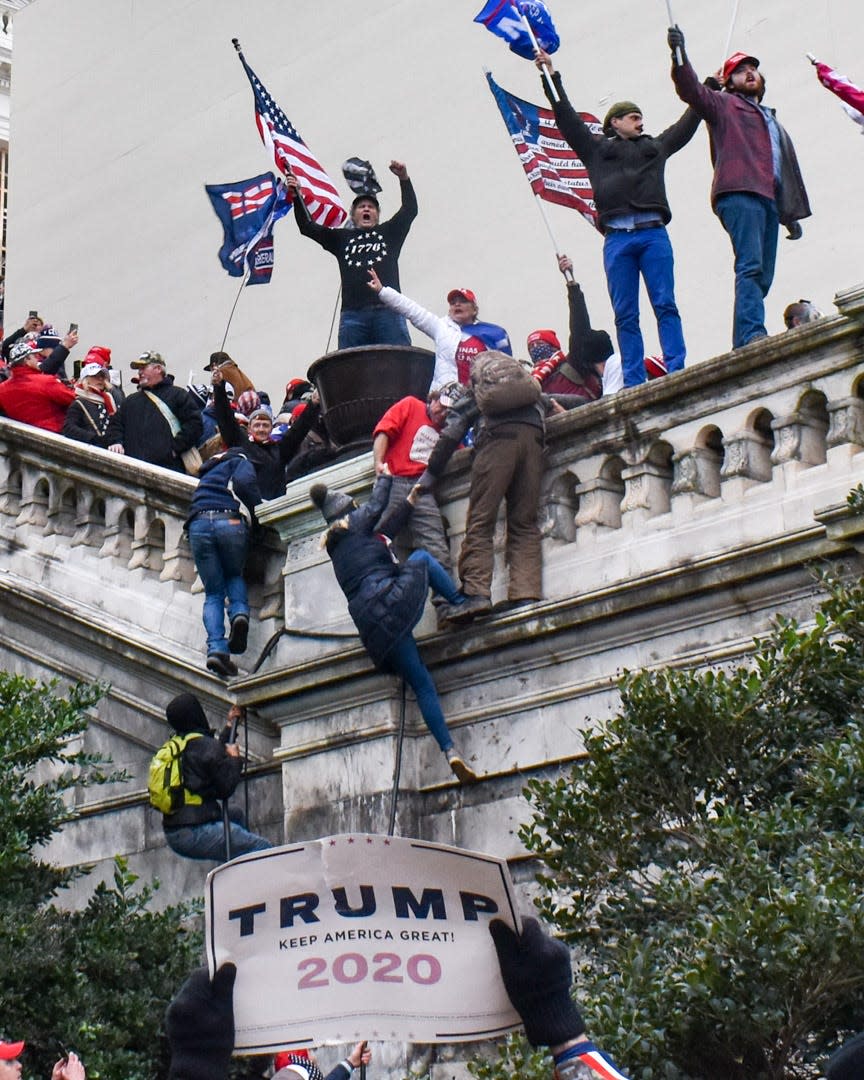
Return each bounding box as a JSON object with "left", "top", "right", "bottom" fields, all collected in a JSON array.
[{"left": 147, "top": 732, "right": 204, "bottom": 814}]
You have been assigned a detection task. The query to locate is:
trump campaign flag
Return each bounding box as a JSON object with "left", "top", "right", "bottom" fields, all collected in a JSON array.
[
  {"left": 206, "top": 173, "right": 291, "bottom": 285},
  {"left": 233, "top": 41, "right": 347, "bottom": 228},
  {"left": 474, "top": 0, "right": 559, "bottom": 61},
  {"left": 486, "top": 73, "right": 600, "bottom": 230}
]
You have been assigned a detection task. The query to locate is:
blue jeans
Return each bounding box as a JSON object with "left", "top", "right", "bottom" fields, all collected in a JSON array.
[
  {"left": 603, "top": 226, "right": 686, "bottom": 387},
  {"left": 188, "top": 515, "right": 250, "bottom": 655},
  {"left": 406, "top": 548, "right": 461, "bottom": 603},
  {"left": 164, "top": 815, "right": 271, "bottom": 863},
  {"left": 387, "top": 550, "right": 462, "bottom": 752},
  {"left": 715, "top": 192, "right": 779, "bottom": 348},
  {"left": 338, "top": 307, "right": 411, "bottom": 349}
]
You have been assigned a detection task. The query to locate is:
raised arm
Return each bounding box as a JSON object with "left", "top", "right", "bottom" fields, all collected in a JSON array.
[
  {"left": 212, "top": 374, "right": 244, "bottom": 449},
  {"left": 285, "top": 172, "right": 343, "bottom": 254},
  {"left": 667, "top": 26, "right": 721, "bottom": 122},
  {"left": 383, "top": 160, "right": 418, "bottom": 242},
  {"left": 535, "top": 50, "right": 598, "bottom": 162}
]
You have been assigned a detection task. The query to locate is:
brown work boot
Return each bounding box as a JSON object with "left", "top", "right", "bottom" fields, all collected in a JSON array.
[{"left": 446, "top": 748, "right": 478, "bottom": 784}]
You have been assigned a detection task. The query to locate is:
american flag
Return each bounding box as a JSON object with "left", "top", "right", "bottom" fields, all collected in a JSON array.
[
  {"left": 486, "top": 72, "right": 600, "bottom": 231},
  {"left": 235, "top": 48, "right": 347, "bottom": 228}
]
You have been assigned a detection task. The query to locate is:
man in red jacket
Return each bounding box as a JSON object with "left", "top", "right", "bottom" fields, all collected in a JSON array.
[{"left": 0, "top": 339, "right": 75, "bottom": 432}]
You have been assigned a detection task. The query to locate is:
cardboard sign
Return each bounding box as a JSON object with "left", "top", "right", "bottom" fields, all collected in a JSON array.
[{"left": 205, "top": 833, "right": 523, "bottom": 1051}]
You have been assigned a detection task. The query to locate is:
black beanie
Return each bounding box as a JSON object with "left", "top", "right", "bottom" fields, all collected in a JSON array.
[
  {"left": 165, "top": 693, "right": 209, "bottom": 735},
  {"left": 584, "top": 329, "right": 614, "bottom": 367}
]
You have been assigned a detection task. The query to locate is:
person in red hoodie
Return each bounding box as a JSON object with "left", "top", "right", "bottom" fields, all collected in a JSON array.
[{"left": 0, "top": 339, "right": 75, "bottom": 432}]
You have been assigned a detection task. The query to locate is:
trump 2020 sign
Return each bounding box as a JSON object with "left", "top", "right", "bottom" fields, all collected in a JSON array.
[{"left": 205, "top": 834, "right": 522, "bottom": 1051}]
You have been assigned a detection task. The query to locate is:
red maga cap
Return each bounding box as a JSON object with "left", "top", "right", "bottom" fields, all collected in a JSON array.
[
  {"left": 447, "top": 288, "right": 477, "bottom": 305},
  {"left": 722, "top": 51, "right": 760, "bottom": 83},
  {"left": 0, "top": 1041, "right": 24, "bottom": 1061}
]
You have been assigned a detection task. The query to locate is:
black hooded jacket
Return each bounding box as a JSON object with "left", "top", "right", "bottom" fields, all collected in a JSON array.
[{"left": 162, "top": 694, "right": 242, "bottom": 829}]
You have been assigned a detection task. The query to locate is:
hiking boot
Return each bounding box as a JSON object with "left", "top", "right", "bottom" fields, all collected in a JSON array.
[
  {"left": 446, "top": 595, "right": 492, "bottom": 624},
  {"left": 493, "top": 597, "right": 539, "bottom": 614},
  {"left": 446, "top": 749, "right": 478, "bottom": 784},
  {"left": 228, "top": 613, "right": 249, "bottom": 654},
  {"left": 436, "top": 601, "right": 467, "bottom": 629},
  {"left": 206, "top": 652, "right": 238, "bottom": 678}
]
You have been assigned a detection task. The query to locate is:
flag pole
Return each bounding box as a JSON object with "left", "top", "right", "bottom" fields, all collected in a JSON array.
[
  {"left": 720, "top": 0, "right": 741, "bottom": 70},
  {"left": 664, "top": 0, "right": 682, "bottom": 65},
  {"left": 519, "top": 13, "right": 559, "bottom": 102},
  {"left": 220, "top": 269, "right": 250, "bottom": 350},
  {"left": 533, "top": 194, "right": 573, "bottom": 283}
]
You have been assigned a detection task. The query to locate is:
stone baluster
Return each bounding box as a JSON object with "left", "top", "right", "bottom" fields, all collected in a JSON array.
[
  {"left": 620, "top": 454, "right": 673, "bottom": 525},
  {"left": 671, "top": 447, "right": 722, "bottom": 500},
  {"left": 15, "top": 470, "right": 50, "bottom": 529},
  {"left": 160, "top": 517, "right": 196, "bottom": 583},
  {"left": 720, "top": 431, "right": 774, "bottom": 487},
  {"left": 770, "top": 411, "right": 828, "bottom": 467},
  {"left": 826, "top": 396, "right": 864, "bottom": 451},
  {"left": 572, "top": 474, "right": 625, "bottom": 536}
]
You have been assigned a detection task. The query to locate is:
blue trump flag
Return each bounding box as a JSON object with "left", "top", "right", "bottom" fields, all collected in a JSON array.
[
  {"left": 474, "top": 0, "right": 559, "bottom": 60},
  {"left": 205, "top": 172, "right": 291, "bottom": 285}
]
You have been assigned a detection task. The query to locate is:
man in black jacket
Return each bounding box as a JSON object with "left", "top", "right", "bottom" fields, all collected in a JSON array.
[
  {"left": 106, "top": 358, "right": 202, "bottom": 472},
  {"left": 160, "top": 694, "right": 271, "bottom": 862},
  {"left": 535, "top": 50, "right": 699, "bottom": 388},
  {"left": 287, "top": 161, "right": 417, "bottom": 349},
  {"left": 212, "top": 371, "right": 320, "bottom": 499}
]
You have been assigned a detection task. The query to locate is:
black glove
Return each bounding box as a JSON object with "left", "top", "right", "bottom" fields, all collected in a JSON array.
[
  {"left": 166, "top": 963, "right": 236, "bottom": 1080},
  {"left": 786, "top": 221, "right": 803, "bottom": 240},
  {"left": 703, "top": 74, "right": 722, "bottom": 91},
  {"left": 489, "top": 917, "right": 585, "bottom": 1048},
  {"left": 667, "top": 25, "right": 686, "bottom": 64},
  {"left": 827, "top": 1031, "right": 864, "bottom": 1080}
]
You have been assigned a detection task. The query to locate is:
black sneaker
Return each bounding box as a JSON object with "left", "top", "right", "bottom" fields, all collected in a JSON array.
[
  {"left": 206, "top": 653, "right": 238, "bottom": 678},
  {"left": 228, "top": 613, "right": 249, "bottom": 654}
]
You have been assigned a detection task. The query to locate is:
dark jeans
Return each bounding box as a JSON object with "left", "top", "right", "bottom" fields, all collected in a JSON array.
[
  {"left": 164, "top": 814, "right": 271, "bottom": 863},
  {"left": 715, "top": 192, "right": 779, "bottom": 348},
  {"left": 188, "top": 515, "right": 250, "bottom": 655},
  {"left": 338, "top": 307, "right": 411, "bottom": 349},
  {"left": 603, "top": 226, "right": 686, "bottom": 386},
  {"left": 387, "top": 550, "right": 462, "bottom": 752}
]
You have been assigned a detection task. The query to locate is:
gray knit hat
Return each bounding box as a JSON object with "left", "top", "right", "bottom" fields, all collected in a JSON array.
[{"left": 310, "top": 483, "right": 356, "bottom": 523}]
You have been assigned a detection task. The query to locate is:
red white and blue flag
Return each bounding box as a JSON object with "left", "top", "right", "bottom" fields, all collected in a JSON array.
[
  {"left": 475, "top": 0, "right": 560, "bottom": 60},
  {"left": 813, "top": 59, "right": 864, "bottom": 132},
  {"left": 235, "top": 48, "right": 347, "bottom": 228},
  {"left": 205, "top": 172, "right": 291, "bottom": 285},
  {"left": 486, "top": 72, "right": 600, "bottom": 230}
]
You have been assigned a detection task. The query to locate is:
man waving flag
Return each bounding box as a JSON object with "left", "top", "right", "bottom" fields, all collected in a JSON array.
[{"left": 233, "top": 40, "right": 347, "bottom": 227}]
